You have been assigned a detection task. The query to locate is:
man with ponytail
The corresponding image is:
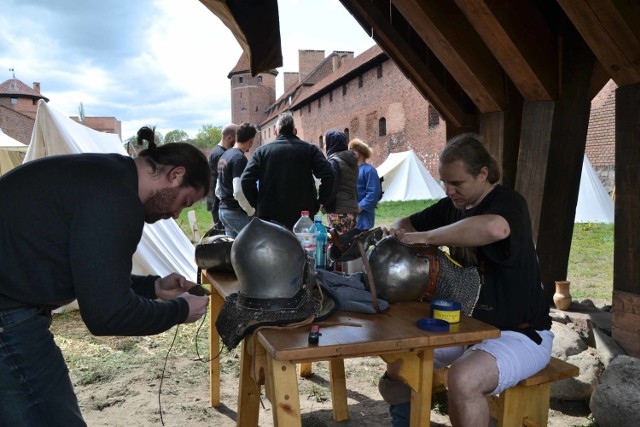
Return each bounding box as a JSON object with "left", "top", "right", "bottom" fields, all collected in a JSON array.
[
  {"left": 0, "top": 126, "right": 211, "bottom": 425},
  {"left": 378, "top": 133, "right": 552, "bottom": 427}
]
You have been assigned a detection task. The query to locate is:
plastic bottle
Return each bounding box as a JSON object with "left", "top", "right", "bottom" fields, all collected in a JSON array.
[
  {"left": 314, "top": 215, "right": 327, "bottom": 269},
  {"left": 293, "top": 211, "right": 316, "bottom": 261}
]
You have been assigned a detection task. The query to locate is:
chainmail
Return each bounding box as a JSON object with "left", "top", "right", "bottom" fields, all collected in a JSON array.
[
  {"left": 432, "top": 251, "right": 481, "bottom": 316},
  {"left": 216, "top": 285, "right": 321, "bottom": 350}
]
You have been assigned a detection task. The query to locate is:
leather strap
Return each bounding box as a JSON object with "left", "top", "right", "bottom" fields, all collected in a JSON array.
[
  {"left": 413, "top": 245, "right": 440, "bottom": 300},
  {"left": 358, "top": 239, "right": 386, "bottom": 313}
]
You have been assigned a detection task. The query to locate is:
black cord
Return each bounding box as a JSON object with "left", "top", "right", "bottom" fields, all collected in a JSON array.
[{"left": 159, "top": 324, "right": 180, "bottom": 426}]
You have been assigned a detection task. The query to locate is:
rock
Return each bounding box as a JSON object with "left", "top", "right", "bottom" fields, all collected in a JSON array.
[
  {"left": 552, "top": 349, "right": 602, "bottom": 400},
  {"left": 592, "top": 327, "right": 626, "bottom": 368},
  {"left": 590, "top": 355, "right": 640, "bottom": 427},
  {"left": 551, "top": 321, "right": 588, "bottom": 358}
]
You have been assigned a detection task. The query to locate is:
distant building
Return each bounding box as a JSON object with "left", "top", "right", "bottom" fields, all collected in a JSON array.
[
  {"left": 230, "top": 45, "right": 446, "bottom": 177},
  {"left": 231, "top": 45, "right": 615, "bottom": 186},
  {"left": 0, "top": 78, "right": 122, "bottom": 145}
]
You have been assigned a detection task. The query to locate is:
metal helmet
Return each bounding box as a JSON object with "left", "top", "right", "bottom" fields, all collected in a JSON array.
[
  {"left": 231, "top": 217, "right": 306, "bottom": 300},
  {"left": 217, "top": 218, "right": 340, "bottom": 350},
  {"left": 365, "top": 236, "right": 431, "bottom": 303}
]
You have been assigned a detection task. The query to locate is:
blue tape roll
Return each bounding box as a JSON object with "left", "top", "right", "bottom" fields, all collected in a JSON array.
[{"left": 416, "top": 318, "right": 450, "bottom": 332}]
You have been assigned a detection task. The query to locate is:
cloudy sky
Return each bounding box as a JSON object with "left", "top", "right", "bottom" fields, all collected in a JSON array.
[{"left": 0, "top": 0, "right": 375, "bottom": 140}]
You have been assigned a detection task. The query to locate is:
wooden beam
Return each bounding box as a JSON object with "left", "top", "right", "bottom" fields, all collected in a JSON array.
[
  {"left": 340, "top": 0, "right": 476, "bottom": 128},
  {"left": 612, "top": 291, "right": 640, "bottom": 357},
  {"left": 557, "top": 0, "right": 640, "bottom": 86},
  {"left": 614, "top": 82, "right": 640, "bottom": 294},
  {"left": 455, "top": 0, "right": 558, "bottom": 100},
  {"left": 391, "top": 0, "right": 507, "bottom": 112},
  {"left": 536, "top": 30, "right": 595, "bottom": 302}
]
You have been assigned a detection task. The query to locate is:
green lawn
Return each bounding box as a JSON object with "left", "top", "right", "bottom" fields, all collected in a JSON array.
[{"left": 179, "top": 199, "right": 613, "bottom": 306}]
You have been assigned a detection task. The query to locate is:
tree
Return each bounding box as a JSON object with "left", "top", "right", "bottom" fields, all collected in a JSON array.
[
  {"left": 194, "top": 124, "right": 222, "bottom": 148},
  {"left": 164, "top": 129, "right": 190, "bottom": 143}
]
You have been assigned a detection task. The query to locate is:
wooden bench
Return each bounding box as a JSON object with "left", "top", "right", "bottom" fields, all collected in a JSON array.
[{"left": 433, "top": 356, "right": 579, "bottom": 427}]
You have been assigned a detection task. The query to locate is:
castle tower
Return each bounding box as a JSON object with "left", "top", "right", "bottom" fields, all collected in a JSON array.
[
  {"left": 228, "top": 53, "right": 277, "bottom": 131},
  {"left": 0, "top": 78, "right": 49, "bottom": 119}
]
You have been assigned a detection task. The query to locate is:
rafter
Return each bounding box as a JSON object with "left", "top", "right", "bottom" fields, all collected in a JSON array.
[
  {"left": 454, "top": 0, "right": 557, "bottom": 101},
  {"left": 391, "top": 0, "right": 506, "bottom": 113},
  {"left": 340, "top": 0, "right": 475, "bottom": 128},
  {"left": 557, "top": 0, "right": 640, "bottom": 86}
]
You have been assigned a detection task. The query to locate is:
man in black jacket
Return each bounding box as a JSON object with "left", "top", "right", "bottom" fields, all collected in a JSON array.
[{"left": 241, "top": 111, "right": 334, "bottom": 230}]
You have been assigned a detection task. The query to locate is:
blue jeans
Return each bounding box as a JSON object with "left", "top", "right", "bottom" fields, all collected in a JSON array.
[
  {"left": 389, "top": 402, "right": 411, "bottom": 426},
  {"left": 0, "top": 307, "right": 86, "bottom": 426},
  {"left": 219, "top": 207, "right": 252, "bottom": 237}
]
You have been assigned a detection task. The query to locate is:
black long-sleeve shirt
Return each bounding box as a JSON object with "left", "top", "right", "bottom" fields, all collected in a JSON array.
[
  {"left": 240, "top": 134, "right": 335, "bottom": 230},
  {"left": 0, "top": 154, "right": 188, "bottom": 335}
]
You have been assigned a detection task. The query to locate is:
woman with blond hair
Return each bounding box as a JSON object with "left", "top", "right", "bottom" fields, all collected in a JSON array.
[{"left": 348, "top": 138, "right": 382, "bottom": 231}]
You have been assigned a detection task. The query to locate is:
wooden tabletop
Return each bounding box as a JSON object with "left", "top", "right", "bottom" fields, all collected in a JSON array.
[
  {"left": 257, "top": 301, "right": 499, "bottom": 362},
  {"left": 203, "top": 270, "right": 500, "bottom": 363}
]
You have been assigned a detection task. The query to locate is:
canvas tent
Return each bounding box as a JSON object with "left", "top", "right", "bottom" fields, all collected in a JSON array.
[
  {"left": 24, "top": 100, "right": 198, "bottom": 280},
  {"left": 0, "top": 129, "right": 28, "bottom": 176},
  {"left": 575, "top": 155, "right": 614, "bottom": 223},
  {"left": 376, "top": 150, "right": 446, "bottom": 202}
]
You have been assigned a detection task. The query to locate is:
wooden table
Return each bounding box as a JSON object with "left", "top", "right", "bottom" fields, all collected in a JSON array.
[{"left": 202, "top": 270, "right": 500, "bottom": 427}]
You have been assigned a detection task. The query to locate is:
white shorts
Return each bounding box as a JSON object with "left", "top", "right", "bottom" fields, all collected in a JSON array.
[{"left": 433, "top": 329, "right": 554, "bottom": 395}]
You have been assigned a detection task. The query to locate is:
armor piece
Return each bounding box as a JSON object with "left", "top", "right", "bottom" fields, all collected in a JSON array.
[
  {"left": 231, "top": 217, "right": 306, "bottom": 300},
  {"left": 365, "top": 236, "right": 432, "bottom": 303},
  {"left": 195, "top": 234, "right": 234, "bottom": 273},
  {"left": 216, "top": 218, "right": 339, "bottom": 350},
  {"left": 364, "top": 236, "right": 481, "bottom": 316}
]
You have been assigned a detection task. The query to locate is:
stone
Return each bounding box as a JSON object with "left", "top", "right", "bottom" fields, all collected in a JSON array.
[
  {"left": 551, "top": 321, "right": 588, "bottom": 358},
  {"left": 551, "top": 349, "right": 602, "bottom": 400},
  {"left": 590, "top": 355, "right": 640, "bottom": 427}
]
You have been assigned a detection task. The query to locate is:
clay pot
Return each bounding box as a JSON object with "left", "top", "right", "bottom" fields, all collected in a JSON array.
[{"left": 553, "top": 280, "right": 573, "bottom": 310}]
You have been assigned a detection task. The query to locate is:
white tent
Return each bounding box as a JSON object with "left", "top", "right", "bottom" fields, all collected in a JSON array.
[
  {"left": 575, "top": 155, "right": 614, "bottom": 223},
  {"left": 0, "top": 129, "right": 28, "bottom": 176},
  {"left": 376, "top": 150, "right": 446, "bottom": 202},
  {"left": 25, "top": 100, "right": 198, "bottom": 280}
]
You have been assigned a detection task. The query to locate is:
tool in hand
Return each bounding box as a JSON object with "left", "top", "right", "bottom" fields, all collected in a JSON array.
[{"left": 188, "top": 284, "right": 211, "bottom": 296}]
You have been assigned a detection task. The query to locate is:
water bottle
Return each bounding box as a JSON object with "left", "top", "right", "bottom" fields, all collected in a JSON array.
[
  {"left": 293, "top": 211, "right": 316, "bottom": 261},
  {"left": 314, "top": 215, "right": 327, "bottom": 269}
]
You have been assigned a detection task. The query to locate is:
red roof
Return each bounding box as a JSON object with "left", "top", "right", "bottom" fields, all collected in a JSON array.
[{"left": 0, "top": 79, "right": 49, "bottom": 101}]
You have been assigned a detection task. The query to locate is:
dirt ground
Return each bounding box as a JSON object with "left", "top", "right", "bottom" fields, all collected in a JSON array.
[{"left": 51, "top": 311, "right": 594, "bottom": 427}]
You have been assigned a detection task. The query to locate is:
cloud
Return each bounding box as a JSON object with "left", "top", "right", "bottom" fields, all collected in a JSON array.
[{"left": 0, "top": 0, "right": 374, "bottom": 141}]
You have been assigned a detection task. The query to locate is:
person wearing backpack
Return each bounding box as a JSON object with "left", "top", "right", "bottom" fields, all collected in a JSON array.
[
  {"left": 349, "top": 138, "right": 382, "bottom": 231},
  {"left": 322, "top": 130, "right": 359, "bottom": 233}
]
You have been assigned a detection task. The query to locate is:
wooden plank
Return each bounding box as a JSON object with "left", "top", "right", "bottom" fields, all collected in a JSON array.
[
  {"left": 391, "top": 0, "right": 506, "bottom": 112},
  {"left": 535, "top": 28, "right": 595, "bottom": 301},
  {"left": 339, "top": 0, "right": 476, "bottom": 128},
  {"left": 557, "top": 0, "right": 640, "bottom": 86},
  {"left": 518, "top": 357, "right": 579, "bottom": 387},
  {"left": 614, "top": 83, "right": 640, "bottom": 294},
  {"left": 329, "top": 359, "right": 349, "bottom": 421},
  {"left": 515, "top": 100, "right": 555, "bottom": 241},
  {"left": 409, "top": 350, "right": 434, "bottom": 427},
  {"left": 267, "top": 358, "right": 302, "bottom": 427},
  {"left": 455, "top": 0, "right": 558, "bottom": 100}
]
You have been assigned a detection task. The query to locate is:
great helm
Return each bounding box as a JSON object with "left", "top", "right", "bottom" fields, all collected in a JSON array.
[{"left": 216, "top": 218, "right": 337, "bottom": 349}]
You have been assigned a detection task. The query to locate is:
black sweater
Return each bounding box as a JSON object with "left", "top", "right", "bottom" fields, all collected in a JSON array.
[{"left": 0, "top": 154, "right": 188, "bottom": 335}]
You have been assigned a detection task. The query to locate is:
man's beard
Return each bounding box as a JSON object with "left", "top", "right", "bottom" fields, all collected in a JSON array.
[{"left": 143, "top": 187, "right": 180, "bottom": 223}]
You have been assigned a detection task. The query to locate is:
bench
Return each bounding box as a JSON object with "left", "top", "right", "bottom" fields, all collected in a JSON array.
[{"left": 432, "top": 356, "right": 579, "bottom": 427}]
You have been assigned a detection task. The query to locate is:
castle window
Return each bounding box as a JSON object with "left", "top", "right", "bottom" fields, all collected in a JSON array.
[
  {"left": 358, "top": 75, "right": 363, "bottom": 88},
  {"left": 319, "top": 135, "right": 324, "bottom": 150},
  {"left": 240, "top": 93, "right": 242, "bottom": 98},
  {"left": 257, "top": 76, "right": 262, "bottom": 83},
  {"left": 428, "top": 105, "right": 440, "bottom": 128},
  {"left": 329, "top": 91, "right": 333, "bottom": 102},
  {"left": 239, "top": 77, "right": 243, "bottom": 83},
  {"left": 318, "top": 98, "right": 321, "bottom": 109},
  {"left": 377, "top": 64, "right": 383, "bottom": 78},
  {"left": 255, "top": 106, "right": 258, "bottom": 112},
  {"left": 10, "top": 98, "right": 17, "bottom": 105},
  {"left": 308, "top": 104, "right": 311, "bottom": 113},
  {"left": 344, "top": 128, "right": 349, "bottom": 141},
  {"left": 342, "top": 84, "right": 347, "bottom": 96},
  {"left": 379, "top": 117, "right": 387, "bottom": 136},
  {"left": 268, "top": 128, "right": 271, "bottom": 137}
]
